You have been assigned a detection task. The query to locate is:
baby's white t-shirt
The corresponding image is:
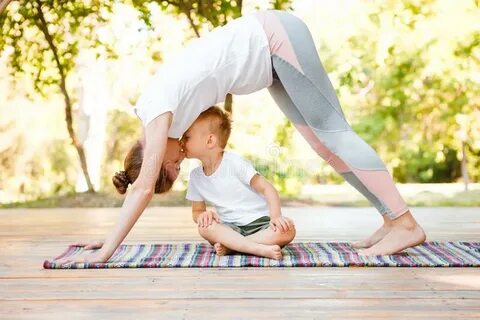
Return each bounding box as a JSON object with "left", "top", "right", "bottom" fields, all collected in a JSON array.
[
  {"left": 134, "top": 13, "right": 272, "bottom": 138},
  {"left": 186, "top": 152, "right": 270, "bottom": 226}
]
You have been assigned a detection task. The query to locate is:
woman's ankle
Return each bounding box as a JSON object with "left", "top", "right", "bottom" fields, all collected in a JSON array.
[{"left": 392, "top": 211, "right": 418, "bottom": 230}]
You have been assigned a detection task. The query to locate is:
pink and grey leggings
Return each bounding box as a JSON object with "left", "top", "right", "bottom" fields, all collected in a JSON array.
[{"left": 255, "top": 10, "right": 409, "bottom": 219}]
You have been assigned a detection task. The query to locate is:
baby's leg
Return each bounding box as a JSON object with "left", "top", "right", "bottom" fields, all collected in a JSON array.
[
  {"left": 214, "top": 224, "right": 296, "bottom": 255},
  {"left": 246, "top": 225, "right": 296, "bottom": 247},
  {"left": 197, "top": 221, "right": 282, "bottom": 260}
]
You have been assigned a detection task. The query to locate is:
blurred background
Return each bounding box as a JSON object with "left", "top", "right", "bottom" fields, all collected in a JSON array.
[{"left": 0, "top": 0, "right": 479, "bottom": 207}]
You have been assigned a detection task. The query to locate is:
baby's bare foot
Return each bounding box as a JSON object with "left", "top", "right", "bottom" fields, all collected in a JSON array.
[
  {"left": 214, "top": 243, "right": 230, "bottom": 256},
  {"left": 260, "top": 244, "right": 283, "bottom": 260}
]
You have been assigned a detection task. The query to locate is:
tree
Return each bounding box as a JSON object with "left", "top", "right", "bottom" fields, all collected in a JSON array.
[
  {"left": 0, "top": 0, "right": 114, "bottom": 192},
  {"left": 321, "top": 0, "right": 480, "bottom": 185},
  {"left": 453, "top": 31, "right": 480, "bottom": 190}
]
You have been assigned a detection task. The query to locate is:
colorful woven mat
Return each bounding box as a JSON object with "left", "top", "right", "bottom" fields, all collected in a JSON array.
[{"left": 43, "top": 241, "right": 480, "bottom": 269}]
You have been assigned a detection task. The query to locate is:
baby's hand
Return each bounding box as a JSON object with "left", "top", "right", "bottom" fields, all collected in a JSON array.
[
  {"left": 270, "top": 216, "right": 294, "bottom": 233},
  {"left": 198, "top": 210, "right": 220, "bottom": 228}
]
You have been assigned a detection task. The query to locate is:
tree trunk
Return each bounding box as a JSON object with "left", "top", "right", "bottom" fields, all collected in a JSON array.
[
  {"left": 0, "top": 0, "right": 13, "bottom": 14},
  {"left": 75, "top": 50, "right": 108, "bottom": 192},
  {"left": 224, "top": 93, "right": 233, "bottom": 114},
  {"left": 36, "top": 1, "right": 95, "bottom": 192}
]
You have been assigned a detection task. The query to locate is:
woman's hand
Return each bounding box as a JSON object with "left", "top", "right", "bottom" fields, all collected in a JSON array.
[
  {"left": 71, "top": 240, "right": 104, "bottom": 250},
  {"left": 55, "top": 248, "right": 110, "bottom": 266},
  {"left": 197, "top": 210, "right": 220, "bottom": 227},
  {"left": 270, "top": 216, "right": 294, "bottom": 233}
]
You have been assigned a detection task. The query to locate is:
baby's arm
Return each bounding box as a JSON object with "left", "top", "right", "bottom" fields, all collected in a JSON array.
[
  {"left": 192, "top": 201, "right": 207, "bottom": 223},
  {"left": 250, "top": 174, "right": 281, "bottom": 218},
  {"left": 250, "top": 174, "right": 294, "bottom": 232},
  {"left": 192, "top": 201, "right": 220, "bottom": 227}
]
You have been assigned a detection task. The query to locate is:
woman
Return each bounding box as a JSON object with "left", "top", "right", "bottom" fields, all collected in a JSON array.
[{"left": 57, "top": 10, "right": 425, "bottom": 264}]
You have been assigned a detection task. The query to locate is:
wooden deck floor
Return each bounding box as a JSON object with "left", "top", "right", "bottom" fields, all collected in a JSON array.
[{"left": 1, "top": 207, "right": 479, "bottom": 319}]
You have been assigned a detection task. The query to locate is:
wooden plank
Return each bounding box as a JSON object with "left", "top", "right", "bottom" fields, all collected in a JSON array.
[
  {"left": 0, "top": 299, "right": 479, "bottom": 319},
  {"left": 0, "top": 206, "right": 479, "bottom": 318}
]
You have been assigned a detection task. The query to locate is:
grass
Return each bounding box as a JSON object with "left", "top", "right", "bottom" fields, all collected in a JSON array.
[{"left": 1, "top": 184, "right": 480, "bottom": 208}]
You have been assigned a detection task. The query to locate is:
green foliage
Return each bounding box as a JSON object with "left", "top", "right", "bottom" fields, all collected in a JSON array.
[
  {"left": 132, "top": 0, "right": 293, "bottom": 32},
  {"left": 0, "top": 131, "right": 77, "bottom": 200},
  {"left": 245, "top": 119, "right": 307, "bottom": 197},
  {"left": 325, "top": 0, "right": 480, "bottom": 183},
  {"left": 100, "top": 110, "right": 142, "bottom": 191},
  {"left": 132, "top": 0, "right": 243, "bottom": 31},
  {"left": 1, "top": 0, "right": 479, "bottom": 202},
  {"left": 250, "top": 157, "right": 307, "bottom": 198},
  {"left": 0, "top": 0, "right": 114, "bottom": 97}
]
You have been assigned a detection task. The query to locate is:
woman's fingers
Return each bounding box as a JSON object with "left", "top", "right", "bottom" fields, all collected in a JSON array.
[
  {"left": 84, "top": 243, "right": 101, "bottom": 250},
  {"left": 55, "top": 257, "right": 81, "bottom": 266},
  {"left": 72, "top": 242, "right": 88, "bottom": 247},
  {"left": 72, "top": 241, "right": 103, "bottom": 250},
  {"left": 54, "top": 248, "right": 108, "bottom": 267},
  {"left": 55, "top": 258, "right": 69, "bottom": 265}
]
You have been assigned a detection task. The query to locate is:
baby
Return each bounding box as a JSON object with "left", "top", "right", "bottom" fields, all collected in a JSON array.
[{"left": 181, "top": 106, "right": 296, "bottom": 260}]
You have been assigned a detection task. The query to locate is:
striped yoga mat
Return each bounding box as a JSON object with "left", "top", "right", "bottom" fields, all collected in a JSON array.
[{"left": 43, "top": 241, "right": 480, "bottom": 269}]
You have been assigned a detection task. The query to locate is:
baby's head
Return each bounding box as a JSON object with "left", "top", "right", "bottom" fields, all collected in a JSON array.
[{"left": 182, "top": 106, "right": 231, "bottom": 159}]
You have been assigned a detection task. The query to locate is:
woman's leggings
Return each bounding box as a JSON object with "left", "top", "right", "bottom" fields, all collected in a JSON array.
[{"left": 255, "top": 10, "right": 408, "bottom": 219}]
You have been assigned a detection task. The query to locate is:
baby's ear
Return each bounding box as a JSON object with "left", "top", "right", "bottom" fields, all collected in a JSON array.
[{"left": 206, "top": 134, "right": 217, "bottom": 148}]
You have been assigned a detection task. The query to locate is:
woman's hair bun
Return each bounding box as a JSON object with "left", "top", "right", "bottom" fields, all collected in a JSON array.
[{"left": 112, "top": 170, "right": 131, "bottom": 194}]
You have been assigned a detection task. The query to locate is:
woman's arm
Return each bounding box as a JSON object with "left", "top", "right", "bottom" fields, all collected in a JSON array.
[
  {"left": 56, "top": 113, "right": 172, "bottom": 265},
  {"left": 99, "top": 113, "right": 172, "bottom": 260}
]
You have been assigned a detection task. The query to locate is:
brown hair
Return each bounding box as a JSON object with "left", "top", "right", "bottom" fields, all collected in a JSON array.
[
  {"left": 197, "top": 106, "right": 232, "bottom": 148},
  {"left": 112, "top": 141, "right": 174, "bottom": 194}
]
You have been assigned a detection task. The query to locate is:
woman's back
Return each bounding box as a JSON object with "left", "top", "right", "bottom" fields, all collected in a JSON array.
[{"left": 134, "top": 12, "right": 272, "bottom": 138}]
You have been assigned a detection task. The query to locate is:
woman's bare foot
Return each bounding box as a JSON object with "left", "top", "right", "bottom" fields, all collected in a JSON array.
[
  {"left": 359, "top": 211, "right": 426, "bottom": 256},
  {"left": 352, "top": 216, "right": 392, "bottom": 249},
  {"left": 258, "top": 244, "right": 283, "bottom": 260},
  {"left": 214, "top": 243, "right": 230, "bottom": 256}
]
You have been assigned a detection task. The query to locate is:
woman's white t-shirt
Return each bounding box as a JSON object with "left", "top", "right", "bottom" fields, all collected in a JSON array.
[
  {"left": 186, "top": 152, "right": 270, "bottom": 226},
  {"left": 134, "top": 13, "right": 272, "bottom": 138}
]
